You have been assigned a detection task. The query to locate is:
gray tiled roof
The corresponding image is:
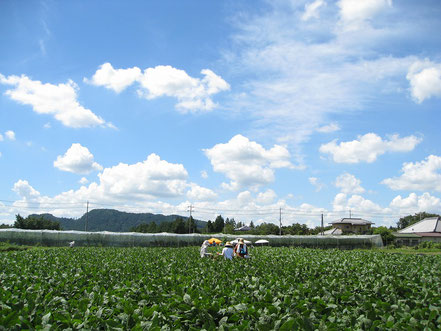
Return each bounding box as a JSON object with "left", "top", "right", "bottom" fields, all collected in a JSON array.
[{"left": 398, "top": 217, "right": 441, "bottom": 234}]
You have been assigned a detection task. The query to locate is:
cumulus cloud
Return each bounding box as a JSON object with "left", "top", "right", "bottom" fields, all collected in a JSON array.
[
  {"left": 79, "top": 177, "right": 89, "bottom": 185},
  {"left": 54, "top": 143, "right": 103, "bottom": 174},
  {"left": 13, "top": 180, "right": 40, "bottom": 200},
  {"left": 319, "top": 133, "right": 421, "bottom": 163},
  {"left": 390, "top": 192, "right": 441, "bottom": 213},
  {"left": 86, "top": 63, "right": 230, "bottom": 113},
  {"left": 200, "top": 170, "right": 208, "bottom": 179},
  {"left": 407, "top": 60, "right": 441, "bottom": 103},
  {"left": 8, "top": 154, "right": 196, "bottom": 219},
  {"left": 317, "top": 123, "right": 340, "bottom": 133},
  {"left": 257, "top": 189, "right": 277, "bottom": 204},
  {"left": 338, "top": 0, "right": 392, "bottom": 26},
  {"left": 96, "top": 153, "right": 189, "bottom": 198},
  {"left": 4, "top": 130, "right": 15, "bottom": 141},
  {"left": 301, "top": 0, "right": 326, "bottom": 21},
  {"left": 309, "top": 177, "right": 324, "bottom": 192},
  {"left": 186, "top": 184, "right": 217, "bottom": 201},
  {"left": 382, "top": 155, "right": 441, "bottom": 191},
  {"left": 203, "top": 135, "right": 293, "bottom": 190},
  {"left": 335, "top": 173, "right": 365, "bottom": 194},
  {"left": 332, "top": 193, "right": 385, "bottom": 214},
  {"left": 138, "top": 66, "right": 230, "bottom": 112},
  {"left": 85, "top": 62, "right": 142, "bottom": 93},
  {"left": 0, "top": 74, "right": 108, "bottom": 128}
]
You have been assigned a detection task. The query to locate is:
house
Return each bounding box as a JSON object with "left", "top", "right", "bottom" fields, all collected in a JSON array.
[
  {"left": 393, "top": 217, "right": 441, "bottom": 246},
  {"left": 329, "top": 218, "right": 373, "bottom": 234}
]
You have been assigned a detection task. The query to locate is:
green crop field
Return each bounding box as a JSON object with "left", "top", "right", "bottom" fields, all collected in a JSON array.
[{"left": 1, "top": 247, "right": 441, "bottom": 330}]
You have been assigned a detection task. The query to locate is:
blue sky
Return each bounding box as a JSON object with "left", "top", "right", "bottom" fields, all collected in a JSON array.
[{"left": 1, "top": 0, "right": 441, "bottom": 228}]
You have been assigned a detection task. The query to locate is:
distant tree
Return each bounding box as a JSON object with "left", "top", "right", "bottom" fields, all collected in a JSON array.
[
  {"left": 185, "top": 216, "right": 198, "bottom": 233},
  {"left": 158, "top": 221, "right": 173, "bottom": 233},
  {"left": 397, "top": 212, "right": 440, "bottom": 230},
  {"left": 130, "top": 221, "right": 159, "bottom": 233},
  {"left": 283, "top": 223, "right": 310, "bottom": 235},
  {"left": 223, "top": 223, "right": 235, "bottom": 234},
  {"left": 172, "top": 217, "right": 187, "bottom": 234},
  {"left": 256, "top": 222, "right": 280, "bottom": 235},
  {"left": 213, "top": 215, "right": 225, "bottom": 233},
  {"left": 205, "top": 220, "right": 214, "bottom": 233},
  {"left": 14, "top": 214, "right": 61, "bottom": 230},
  {"left": 249, "top": 221, "right": 255, "bottom": 228},
  {"left": 373, "top": 226, "right": 395, "bottom": 246},
  {"left": 0, "top": 224, "right": 12, "bottom": 229}
]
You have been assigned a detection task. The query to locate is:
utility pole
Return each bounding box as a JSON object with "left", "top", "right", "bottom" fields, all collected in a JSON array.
[
  {"left": 321, "top": 213, "right": 324, "bottom": 236},
  {"left": 279, "top": 207, "right": 282, "bottom": 236},
  {"left": 349, "top": 209, "right": 352, "bottom": 218},
  {"left": 85, "top": 200, "right": 89, "bottom": 232},
  {"left": 187, "top": 204, "right": 194, "bottom": 233}
]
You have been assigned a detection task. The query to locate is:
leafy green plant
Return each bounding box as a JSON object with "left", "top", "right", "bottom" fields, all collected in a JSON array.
[{"left": 1, "top": 247, "right": 440, "bottom": 329}]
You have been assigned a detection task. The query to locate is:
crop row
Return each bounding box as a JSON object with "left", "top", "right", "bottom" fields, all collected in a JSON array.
[{"left": 1, "top": 247, "right": 440, "bottom": 330}]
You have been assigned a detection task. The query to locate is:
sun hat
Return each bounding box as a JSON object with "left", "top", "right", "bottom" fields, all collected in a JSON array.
[
  {"left": 225, "top": 242, "right": 233, "bottom": 247},
  {"left": 238, "top": 239, "right": 244, "bottom": 244}
]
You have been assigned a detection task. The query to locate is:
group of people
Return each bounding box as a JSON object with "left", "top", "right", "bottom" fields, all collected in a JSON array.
[{"left": 200, "top": 238, "right": 249, "bottom": 260}]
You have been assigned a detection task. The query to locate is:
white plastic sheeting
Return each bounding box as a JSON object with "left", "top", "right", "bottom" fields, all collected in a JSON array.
[{"left": 0, "top": 229, "right": 383, "bottom": 249}]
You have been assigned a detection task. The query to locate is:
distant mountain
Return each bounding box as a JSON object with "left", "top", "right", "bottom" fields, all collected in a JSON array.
[{"left": 30, "top": 209, "right": 206, "bottom": 232}]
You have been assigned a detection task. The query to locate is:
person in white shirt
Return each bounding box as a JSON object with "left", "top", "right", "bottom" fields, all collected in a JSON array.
[
  {"left": 200, "top": 240, "right": 211, "bottom": 258},
  {"left": 219, "top": 241, "right": 234, "bottom": 260}
]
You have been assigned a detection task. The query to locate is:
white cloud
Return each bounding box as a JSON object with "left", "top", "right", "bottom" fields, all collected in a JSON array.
[
  {"left": 8, "top": 155, "right": 194, "bottom": 219},
  {"left": 5, "top": 130, "right": 15, "bottom": 141},
  {"left": 187, "top": 184, "right": 217, "bottom": 201},
  {"left": 338, "top": 0, "right": 392, "bottom": 25},
  {"left": 226, "top": 1, "right": 413, "bottom": 150},
  {"left": 335, "top": 173, "right": 365, "bottom": 194},
  {"left": 390, "top": 192, "right": 441, "bottom": 213},
  {"left": 84, "top": 62, "right": 142, "bottom": 93},
  {"left": 200, "top": 170, "right": 208, "bottom": 179},
  {"left": 86, "top": 63, "right": 230, "bottom": 113},
  {"left": 407, "top": 60, "right": 441, "bottom": 103},
  {"left": 96, "top": 153, "right": 189, "bottom": 198},
  {"left": 0, "top": 74, "right": 107, "bottom": 128},
  {"left": 79, "top": 177, "right": 89, "bottom": 185},
  {"left": 137, "top": 66, "right": 230, "bottom": 112},
  {"left": 203, "top": 135, "right": 293, "bottom": 190},
  {"left": 301, "top": 0, "right": 326, "bottom": 21},
  {"left": 332, "top": 193, "right": 385, "bottom": 215},
  {"left": 54, "top": 143, "right": 103, "bottom": 174},
  {"left": 309, "top": 177, "right": 324, "bottom": 192},
  {"left": 382, "top": 155, "right": 441, "bottom": 191},
  {"left": 317, "top": 123, "right": 340, "bottom": 133},
  {"left": 320, "top": 133, "right": 421, "bottom": 163},
  {"left": 13, "top": 180, "right": 40, "bottom": 200},
  {"left": 257, "top": 189, "right": 277, "bottom": 204},
  {"left": 0, "top": 134, "right": 3, "bottom": 141}
]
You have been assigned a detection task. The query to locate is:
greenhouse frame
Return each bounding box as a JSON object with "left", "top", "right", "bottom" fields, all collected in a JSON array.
[{"left": 0, "top": 229, "right": 383, "bottom": 249}]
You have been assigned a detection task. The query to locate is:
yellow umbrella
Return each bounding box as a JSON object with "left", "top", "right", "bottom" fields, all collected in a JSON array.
[{"left": 207, "top": 238, "right": 222, "bottom": 245}]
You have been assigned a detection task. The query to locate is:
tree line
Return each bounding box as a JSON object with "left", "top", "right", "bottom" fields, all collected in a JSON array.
[{"left": 5, "top": 212, "right": 440, "bottom": 243}]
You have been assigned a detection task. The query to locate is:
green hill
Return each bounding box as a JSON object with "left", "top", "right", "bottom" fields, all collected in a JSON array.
[{"left": 30, "top": 209, "right": 206, "bottom": 232}]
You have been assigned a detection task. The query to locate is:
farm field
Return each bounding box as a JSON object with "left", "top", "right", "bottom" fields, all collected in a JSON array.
[{"left": 1, "top": 247, "right": 441, "bottom": 330}]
